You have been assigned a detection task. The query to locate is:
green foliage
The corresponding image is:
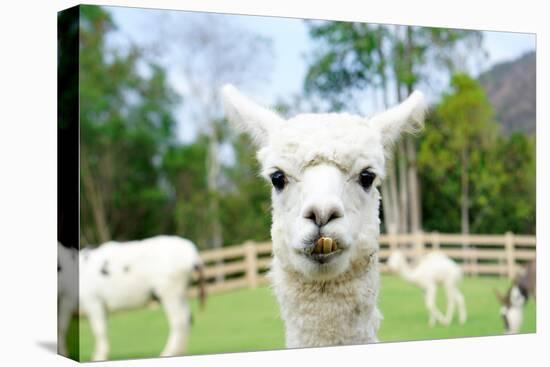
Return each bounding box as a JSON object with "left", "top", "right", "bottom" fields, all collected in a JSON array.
[
  {"left": 79, "top": 5, "right": 180, "bottom": 244},
  {"left": 161, "top": 137, "right": 210, "bottom": 247},
  {"left": 419, "top": 75, "right": 535, "bottom": 233},
  {"left": 486, "top": 134, "right": 536, "bottom": 233},
  {"left": 305, "top": 22, "right": 386, "bottom": 111},
  {"left": 78, "top": 6, "right": 273, "bottom": 248},
  {"left": 305, "top": 21, "right": 482, "bottom": 109},
  {"left": 158, "top": 127, "right": 272, "bottom": 249},
  {"left": 437, "top": 74, "right": 498, "bottom": 149},
  {"left": 220, "top": 134, "right": 272, "bottom": 245},
  {"left": 304, "top": 22, "right": 383, "bottom": 109}
]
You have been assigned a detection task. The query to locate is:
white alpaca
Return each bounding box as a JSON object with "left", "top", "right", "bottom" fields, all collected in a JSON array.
[
  {"left": 58, "top": 236, "right": 206, "bottom": 361},
  {"left": 386, "top": 250, "right": 467, "bottom": 326},
  {"left": 222, "top": 85, "right": 427, "bottom": 347}
]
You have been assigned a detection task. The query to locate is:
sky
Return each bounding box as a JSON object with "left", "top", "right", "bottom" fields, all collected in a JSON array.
[{"left": 106, "top": 5, "right": 536, "bottom": 142}]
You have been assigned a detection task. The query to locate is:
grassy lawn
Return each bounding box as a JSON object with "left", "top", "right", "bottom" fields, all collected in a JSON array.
[{"left": 68, "top": 275, "right": 536, "bottom": 361}]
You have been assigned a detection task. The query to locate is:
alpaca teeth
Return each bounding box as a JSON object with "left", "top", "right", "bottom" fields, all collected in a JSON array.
[
  {"left": 314, "top": 239, "right": 323, "bottom": 254},
  {"left": 313, "top": 237, "right": 338, "bottom": 254},
  {"left": 322, "top": 237, "right": 333, "bottom": 254}
]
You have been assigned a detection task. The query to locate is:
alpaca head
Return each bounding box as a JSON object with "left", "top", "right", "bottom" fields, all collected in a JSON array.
[
  {"left": 387, "top": 250, "right": 408, "bottom": 273},
  {"left": 222, "top": 85, "right": 426, "bottom": 281}
]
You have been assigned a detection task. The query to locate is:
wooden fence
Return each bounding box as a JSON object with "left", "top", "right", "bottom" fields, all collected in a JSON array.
[{"left": 190, "top": 232, "right": 535, "bottom": 297}]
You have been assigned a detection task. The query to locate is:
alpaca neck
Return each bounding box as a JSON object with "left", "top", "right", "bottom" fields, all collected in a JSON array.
[{"left": 269, "top": 248, "right": 381, "bottom": 348}]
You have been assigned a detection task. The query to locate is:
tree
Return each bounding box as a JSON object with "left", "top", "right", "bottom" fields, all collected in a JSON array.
[
  {"left": 79, "top": 6, "right": 179, "bottom": 245},
  {"left": 219, "top": 133, "right": 272, "bottom": 245},
  {"left": 304, "top": 21, "right": 483, "bottom": 235},
  {"left": 434, "top": 74, "right": 497, "bottom": 237},
  {"left": 153, "top": 13, "right": 273, "bottom": 251},
  {"left": 492, "top": 134, "right": 535, "bottom": 234},
  {"left": 161, "top": 136, "right": 210, "bottom": 246},
  {"left": 418, "top": 85, "right": 535, "bottom": 235},
  {"left": 474, "top": 133, "right": 535, "bottom": 234}
]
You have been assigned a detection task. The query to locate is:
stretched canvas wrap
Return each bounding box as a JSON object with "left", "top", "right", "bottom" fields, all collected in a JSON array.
[{"left": 58, "top": 4, "right": 536, "bottom": 362}]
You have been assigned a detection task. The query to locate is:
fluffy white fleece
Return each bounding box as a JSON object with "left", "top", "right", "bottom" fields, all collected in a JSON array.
[
  {"left": 58, "top": 236, "right": 204, "bottom": 361},
  {"left": 270, "top": 247, "right": 382, "bottom": 346},
  {"left": 387, "top": 250, "right": 467, "bottom": 326},
  {"left": 222, "top": 85, "right": 426, "bottom": 347}
]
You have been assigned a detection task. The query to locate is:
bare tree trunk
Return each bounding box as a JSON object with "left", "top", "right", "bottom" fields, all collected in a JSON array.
[
  {"left": 207, "top": 134, "right": 222, "bottom": 248},
  {"left": 373, "top": 45, "right": 400, "bottom": 235},
  {"left": 417, "top": 171, "right": 422, "bottom": 230},
  {"left": 397, "top": 140, "right": 409, "bottom": 234},
  {"left": 81, "top": 152, "right": 111, "bottom": 244},
  {"left": 461, "top": 147, "right": 470, "bottom": 264},
  {"left": 460, "top": 147, "right": 470, "bottom": 235},
  {"left": 388, "top": 153, "right": 401, "bottom": 233},
  {"left": 380, "top": 181, "right": 393, "bottom": 234},
  {"left": 393, "top": 69, "right": 410, "bottom": 236},
  {"left": 403, "top": 26, "right": 423, "bottom": 235},
  {"left": 207, "top": 129, "right": 224, "bottom": 282},
  {"left": 378, "top": 86, "right": 394, "bottom": 234},
  {"left": 406, "top": 136, "right": 421, "bottom": 233}
]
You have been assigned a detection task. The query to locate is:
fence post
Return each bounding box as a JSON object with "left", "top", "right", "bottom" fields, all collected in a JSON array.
[
  {"left": 471, "top": 243, "right": 479, "bottom": 276},
  {"left": 431, "top": 231, "right": 440, "bottom": 250},
  {"left": 388, "top": 232, "right": 397, "bottom": 252},
  {"left": 244, "top": 241, "right": 258, "bottom": 288},
  {"left": 414, "top": 231, "right": 424, "bottom": 263},
  {"left": 505, "top": 232, "right": 515, "bottom": 279}
]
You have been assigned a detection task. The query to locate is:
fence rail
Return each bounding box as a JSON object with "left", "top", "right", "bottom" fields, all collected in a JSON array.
[{"left": 189, "top": 232, "right": 535, "bottom": 297}]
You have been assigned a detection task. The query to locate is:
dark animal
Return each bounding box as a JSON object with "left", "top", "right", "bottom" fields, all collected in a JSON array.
[{"left": 496, "top": 260, "right": 536, "bottom": 334}]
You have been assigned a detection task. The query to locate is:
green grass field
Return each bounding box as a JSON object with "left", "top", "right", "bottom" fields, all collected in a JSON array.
[{"left": 68, "top": 275, "right": 536, "bottom": 361}]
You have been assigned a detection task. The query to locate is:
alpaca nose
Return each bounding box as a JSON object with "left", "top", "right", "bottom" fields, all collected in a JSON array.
[{"left": 302, "top": 201, "right": 344, "bottom": 227}]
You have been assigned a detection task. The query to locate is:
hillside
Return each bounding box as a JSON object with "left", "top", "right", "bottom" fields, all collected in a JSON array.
[{"left": 479, "top": 51, "right": 536, "bottom": 135}]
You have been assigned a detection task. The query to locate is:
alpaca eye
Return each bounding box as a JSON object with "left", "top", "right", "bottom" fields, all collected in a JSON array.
[
  {"left": 359, "top": 169, "right": 376, "bottom": 190},
  {"left": 270, "top": 170, "right": 287, "bottom": 191}
]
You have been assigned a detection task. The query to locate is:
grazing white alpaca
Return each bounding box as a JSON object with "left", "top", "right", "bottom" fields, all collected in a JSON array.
[
  {"left": 222, "top": 85, "right": 427, "bottom": 347},
  {"left": 58, "top": 236, "right": 206, "bottom": 361},
  {"left": 387, "top": 250, "right": 467, "bottom": 326}
]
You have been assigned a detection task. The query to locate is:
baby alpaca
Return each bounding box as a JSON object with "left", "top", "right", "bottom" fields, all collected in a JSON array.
[
  {"left": 222, "top": 85, "right": 427, "bottom": 347},
  {"left": 387, "top": 250, "right": 467, "bottom": 326}
]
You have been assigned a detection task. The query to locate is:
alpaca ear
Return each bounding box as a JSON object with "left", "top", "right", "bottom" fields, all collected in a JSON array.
[
  {"left": 221, "top": 84, "right": 284, "bottom": 147},
  {"left": 369, "top": 90, "right": 428, "bottom": 148}
]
